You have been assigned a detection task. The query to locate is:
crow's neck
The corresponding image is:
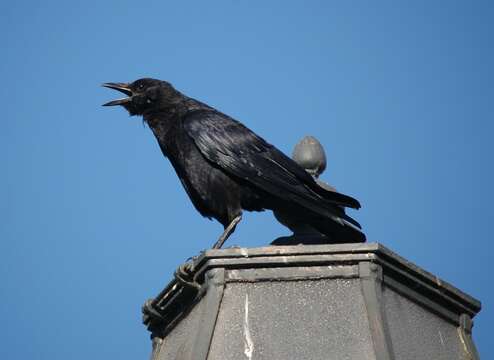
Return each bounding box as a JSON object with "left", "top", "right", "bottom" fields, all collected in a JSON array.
[{"left": 143, "top": 97, "right": 213, "bottom": 139}]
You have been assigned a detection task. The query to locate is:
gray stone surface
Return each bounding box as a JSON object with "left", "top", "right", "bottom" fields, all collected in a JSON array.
[
  {"left": 154, "top": 295, "right": 204, "bottom": 360},
  {"left": 383, "top": 285, "right": 463, "bottom": 360},
  {"left": 209, "top": 280, "right": 374, "bottom": 360}
]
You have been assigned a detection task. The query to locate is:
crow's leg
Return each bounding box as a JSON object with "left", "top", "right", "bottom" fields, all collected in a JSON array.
[{"left": 212, "top": 215, "right": 242, "bottom": 249}]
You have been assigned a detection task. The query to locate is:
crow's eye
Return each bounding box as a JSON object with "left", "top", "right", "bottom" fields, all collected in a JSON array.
[
  {"left": 138, "top": 84, "right": 144, "bottom": 89},
  {"left": 146, "top": 98, "right": 152, "bottom": 104}
]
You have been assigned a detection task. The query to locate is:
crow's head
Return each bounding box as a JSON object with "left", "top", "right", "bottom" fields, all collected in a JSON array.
[{"left": 102, "top": 78, "right": 179, "bottom": 115}]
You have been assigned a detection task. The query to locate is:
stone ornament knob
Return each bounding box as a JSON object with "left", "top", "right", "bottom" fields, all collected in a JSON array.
[{"left": 292, "top": 136, "right": 327, "bottom": 178}]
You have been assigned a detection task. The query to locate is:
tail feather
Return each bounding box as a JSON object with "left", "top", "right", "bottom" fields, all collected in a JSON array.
[
  {"left": 312, "top": 183, "right": 361, "bottom": 209},
  {"left": 311, "top": 215, "right": 366, "bottom": 243}
]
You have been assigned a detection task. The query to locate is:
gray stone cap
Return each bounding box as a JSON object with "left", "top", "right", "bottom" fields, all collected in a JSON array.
[
  {"left": 143, "top": 243, "right": 481, "bottom": 336},
  {"left": 194, "top": 243, "right": 479, "bottom": 314}
]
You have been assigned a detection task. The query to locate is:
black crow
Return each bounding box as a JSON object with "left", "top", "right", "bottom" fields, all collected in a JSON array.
[{"left": 103, "top": 78, "right": 365, "bottom": 248}]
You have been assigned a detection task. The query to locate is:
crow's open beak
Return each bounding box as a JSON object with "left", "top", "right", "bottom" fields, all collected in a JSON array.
[{"left": 102, "top": 82, "right": 133, "bottom": 106}]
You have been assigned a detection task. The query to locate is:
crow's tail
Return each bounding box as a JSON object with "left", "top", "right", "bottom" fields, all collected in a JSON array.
[{"left": 309, "top": 214, "right": 366, "bottom": 243}]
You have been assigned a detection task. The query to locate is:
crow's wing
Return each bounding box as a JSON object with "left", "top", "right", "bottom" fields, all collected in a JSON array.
[{"left": 183, "top": 110, "right": 362, "bottom": 227}]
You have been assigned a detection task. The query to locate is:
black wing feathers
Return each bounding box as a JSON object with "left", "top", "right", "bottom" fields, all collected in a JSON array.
[{"left": 183, "top": 110, "right": 361, "bottom": 228}]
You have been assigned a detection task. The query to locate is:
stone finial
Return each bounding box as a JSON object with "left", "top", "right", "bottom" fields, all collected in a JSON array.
[{"left": 292, "top": 136, "right": 327, "bottom": 178}]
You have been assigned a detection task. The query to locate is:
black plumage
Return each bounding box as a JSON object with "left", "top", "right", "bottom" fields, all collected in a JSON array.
[{"left": 103, "top": 78, "right": 365, "bottom": 247}]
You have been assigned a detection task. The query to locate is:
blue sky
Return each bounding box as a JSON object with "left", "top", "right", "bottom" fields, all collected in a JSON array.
[{"left": 1, "top": 1, "right": 492, "bottom": 359}]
